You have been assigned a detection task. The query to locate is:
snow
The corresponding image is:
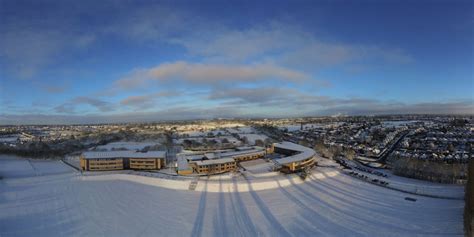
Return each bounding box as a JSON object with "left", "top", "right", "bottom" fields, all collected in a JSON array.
[
  {"left": 273, "top": 142, "right": 316, "bottom": 165},
  {"left": 227, "top": 126, "right": 254, "bottom": 134},
  {"left": 175, "top": 136, "right": 241, "bottom": 145},
  {"left": 0, "top": 136, "right": 19, "bottom": 143},
  {"left": 381, "top": 120, "right": 419, "bottom": 128},
  {"left": 241, "top": 134, "right": 268, "bottom": 145},
  {"left": 0, "top": 157, "right": 464, "bottom": 236},
  {"left": 82, "top": 150, "right": 166, "bottom": 159},
  {"left": 240, "top": 159, "right": 275, "bottom": 174},
  {"left": 343, "top": 159, "right": 464, "bottom": 199},
  {"left": 94, "top": 142, "right": 161, "bottom": 151},
  {"left": 279, "top": 123, "right": 338, "bottom": 131},
  {"left": 0, "top": 155, "right": 74, "bottom": 178},
  {"left": 195, "top": 157, "right": 235, "bottom": 166}
]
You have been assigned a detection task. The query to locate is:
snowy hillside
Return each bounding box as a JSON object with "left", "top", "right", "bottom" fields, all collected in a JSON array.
[{"left": 0, "top": 155, "right": 464, "bottom": 237}]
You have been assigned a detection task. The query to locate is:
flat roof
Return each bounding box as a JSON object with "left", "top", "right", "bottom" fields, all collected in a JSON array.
[
  {"left": 194, "top": 158, "right": 236, "bottom": 166},
  {"left": 273, "top": 142, "right": 315, "bottom": 165},
  {"left": 177, "top": 156, "right": 191, "bottom": 171},
  {"left": 179, "top": 146, "right": 265, "bottom": 161},
  {"left": 183, "top": 154, "right": 205, "bottom": 161},
  {"left": 204, "top": 153, "right": 217, "bottom": 159},
  {"left": 82, "top": 150, "right": 166, "bottom": 159},
  {"left": 219, "top": 147, "right": 265, "bottom": 159}
]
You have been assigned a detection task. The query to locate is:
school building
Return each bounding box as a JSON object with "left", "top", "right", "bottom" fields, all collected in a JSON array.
[
  {"left": 271, "top": 142, "right": 317, "bottom": 173},
  {"left": 80, "top": 150, "right": 166, "bottom": 171},
  {"left": 177, "top": 146, "right": 265, "bottom": 175}
]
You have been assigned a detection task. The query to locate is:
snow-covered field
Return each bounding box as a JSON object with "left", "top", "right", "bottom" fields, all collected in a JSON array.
[
  {"left": 0, "top": 156, "right": 464, "bottom": 236},
  {"left": 224, "top": 126, "right": 268, "bottom": 145},
  {"left": 241, "top": 134, "right": 268, "bottom": 145},
  {"left": 227, "top": 126, "right": 254, "bottom": 134},
  {"left": 343, "top": 159, "right": 465, "bottom": 199},
  {"left": 0, "top": 155, "right": 74, "bottom": 178},
  {"left": 381, "top": 120, "right": 419, "bottom": 128}
]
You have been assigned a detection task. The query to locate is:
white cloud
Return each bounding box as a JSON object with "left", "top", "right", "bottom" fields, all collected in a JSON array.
[
  {"left": 120, "top": 91, "right": 176, "bottom": 109},
  {"left": 55, "top": 96, "right": 114, "bottom": 114},
  {"left": 114, "top": 61, "right": 311, "bottom": 90},
  {"left": 172, "top": 22, "right": 414, "bottom": 69},
  {"left": 3, "top": 99, "right": 473, "bottom": 125}
]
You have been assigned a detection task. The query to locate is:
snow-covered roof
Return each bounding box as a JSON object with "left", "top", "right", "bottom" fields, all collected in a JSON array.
[
  {"left": 177, "top": 156, "right": 191, "bottom": 171},
  {"left": 82, "top": 150, "right": 166, "bottom": 159},
  {"left": 179, "top": 147, "right": 265, "bottom": 161},
  {"left": 273, "top": 142, "right": 315, "bottom": 165},
  {"left": 219, "top": 147, "right": 265, "bottom": 159},
  {"left": 194, "top": 158, "right": 236, "bottom": 166},
  {"left": 180, "top": 154, "right": 205, "bottom": 161},
  {"left": 235, "top": 146, "right": 255, "bottom": 151},
  {"left": 204, "top": 153, "right": 217, "bottom": 159}
]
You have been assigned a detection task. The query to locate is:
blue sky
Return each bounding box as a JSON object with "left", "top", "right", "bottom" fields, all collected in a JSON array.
[{"left": 0, "top": 0, "right": 473, "bottom": 124}]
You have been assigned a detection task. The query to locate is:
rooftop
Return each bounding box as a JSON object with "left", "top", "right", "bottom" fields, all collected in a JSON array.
[
  {"left": 273, "top": 142, "right": 316, "bottom": 165},
  {"left": 194, "top": 158, "right": 236, "bottom": 166},
  {"left": 177, "top": 156, "right": 192, "bottom": 171},
  {"left": 82, "top": 150, "right": 166, "bottom": 159}
]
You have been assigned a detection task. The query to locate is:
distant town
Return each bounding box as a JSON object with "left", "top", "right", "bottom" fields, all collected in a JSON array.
[
  {"left": 0, "top": 114, "right": 471, "bottom": 182},
  {"left": 1, "top": 114, "right": 473, "bottom": 236}
]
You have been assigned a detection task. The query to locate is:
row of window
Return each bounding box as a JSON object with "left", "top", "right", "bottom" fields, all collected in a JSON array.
[
  {"left": 130, "top": 161, "right": 156, "bottom": 164},
  {"left": 197, "top": 166, "right": 236, "bottom": 173},
  {"left": 89, "top": 158, "right": 122, "bottom": 161},
  {"left": 90, "top": 162, "right": 123, "bottom": 165},
  {"left": 235, "top": 154, "right": 264, "bottom": 161},
  {"left": 197, "top": 163, "right": 236, "bottom": 168},
  {"left": 89, "top": 166, "right": 123, "bottom": 170}
]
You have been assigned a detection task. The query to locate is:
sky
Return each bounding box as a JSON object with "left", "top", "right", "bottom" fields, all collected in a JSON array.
[{"left": 0, "top": 0, "right": 473, "bottom": 124}]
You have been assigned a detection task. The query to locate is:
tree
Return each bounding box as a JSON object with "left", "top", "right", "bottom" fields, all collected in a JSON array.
[
  {"left": 299, "top": 139, "right": 309, "bottom": 147},
  {"left": 242, "top": 136, "right": 249, "bottom": 145},
  {"left": 329, "top": 145, "right": 342, "bottom": 159},
  {"left": 314, "top": 140, "right": 332, "bottom": 158},
  {"left": 343, "top": 148, "right": 356, "bottom": 160},
  {"left": 264, "top": 138, "right": 272, "bottom": 146},
  {"left": 447, "top": 143, "right": 455, "bottom": 153},
  {"left": 255, "top": 139, "right": 264, "bottom": 147}
]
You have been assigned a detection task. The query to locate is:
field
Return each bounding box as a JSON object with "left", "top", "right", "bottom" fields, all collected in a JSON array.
[{"left": 0, "top": 155, "right": 464, "bottom": 237}]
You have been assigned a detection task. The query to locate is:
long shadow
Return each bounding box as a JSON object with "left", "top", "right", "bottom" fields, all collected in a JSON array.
[
  {"left": 316, "top": 173, "right": 463, "bottom": 233},
  {"left": 315, "top": 173, "right": 401, "bottom": 211},
  {"left": 276, "top": 179, "right": 354, "bottom": 235},
  {"left": 227, "top": 177, "right": 259, "bottom": 236},
  {"left": 310, "top": 176, "right": 392, "bottom": 212},
  {"left": 0, "top": 206, "right": 83, "bottom": 236},
  {"left": 245, "top": 179, "right": 291, "bottom": 237},
  {"left": 329, "top": 172, "right": 465, "bottom": 235},
  {"left": 287, "top": 176, "right": 374, "bottom": 235},
  {"left": 308, "top": 176, "right": 411, "bottom": 228},
  {"left": 212, "top": 179, "right": 227, "bottom": 237},
  {"left": 303, "top": 176, "right": 392, "bottom": 225},
  {"left": 312, "top": 173, "right": 411, "bottom": 215},
  {"left": 191, "top": 180, "right": 208, "bottom": 237},
  {"left": 319, "top": 171, "right": 393, "bottom": 197},
  {"left": 315, "top": 172, "right": 394, "bottom": 204},
  {"left": 302, "top": 176, "right": 436, "bottom": 234}
]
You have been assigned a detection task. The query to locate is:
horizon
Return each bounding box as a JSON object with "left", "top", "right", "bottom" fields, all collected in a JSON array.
[
  {"left": 0, "top": 113, "right": 471, "bottom": 126},
  {"left": 1, "top": 0, "right": 473, "bottom": 125}
]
